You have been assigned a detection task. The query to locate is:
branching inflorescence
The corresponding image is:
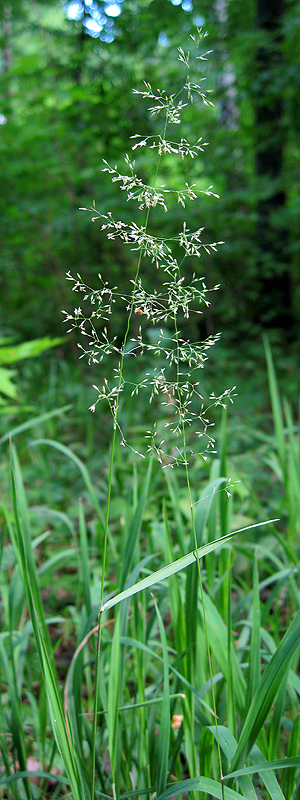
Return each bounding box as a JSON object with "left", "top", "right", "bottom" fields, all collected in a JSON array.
[{"left": 62, "top": 30, "right": 235, "bottom": 467}]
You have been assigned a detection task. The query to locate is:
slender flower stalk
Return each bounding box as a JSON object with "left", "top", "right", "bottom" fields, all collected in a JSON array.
[{"left": 90, "top": 92, "right": 170, "bottom": 800}]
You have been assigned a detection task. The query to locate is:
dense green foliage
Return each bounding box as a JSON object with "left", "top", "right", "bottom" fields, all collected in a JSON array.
[
  {"left": 1, "top": 0, "right": 300, "bottom": 342},
  {"left": 1, "top": 344, "right": 300, "bottom": 799}
]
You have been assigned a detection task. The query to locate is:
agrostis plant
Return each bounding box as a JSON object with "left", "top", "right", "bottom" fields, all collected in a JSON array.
[
  {"left": 63, "top": 31, "right": 240, "bottom": 798},
  {"left": 60, "top": 32, "right": 289, "bottom": 800},
  {"left": 63, "top": 33, "right": 235, "bottom": 469},
  {"left": 3, "top": 28, "right": 298, "bottom": 800}
]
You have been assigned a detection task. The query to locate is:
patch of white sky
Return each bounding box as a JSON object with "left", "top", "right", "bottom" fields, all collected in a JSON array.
[
  {"left": 65, "top": 0, "right": 122, "bottom": 40},
  {"left": 65, "top": 0, "right": 204, "bottom": 40}
]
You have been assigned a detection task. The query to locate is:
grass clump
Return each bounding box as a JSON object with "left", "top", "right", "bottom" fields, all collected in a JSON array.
[{"left": 1, "top": 30, "right": 300, "bottom": 800}]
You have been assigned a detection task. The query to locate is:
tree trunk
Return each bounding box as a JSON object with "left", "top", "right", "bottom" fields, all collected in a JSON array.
[{"left": 254, "top": 0, "right": 292, "bottom": 330}]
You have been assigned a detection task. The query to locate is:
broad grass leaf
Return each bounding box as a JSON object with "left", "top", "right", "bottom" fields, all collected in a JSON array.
[
  {"left": 154, "top": 598, "right": 170, "bottom": 797},
  {"left": 10, "top": 445, "right": 86, "bottom": 800},
  {"left": 108, "top": 610, "right": 121, "bottom": 785},
  {"left": 200, "top": 593, "right": 246, "bottom": 710},
  {"left": 209, "top": 725, "right": 257, "bottom": 800},
  {"left": 225, "top": 755, "right": 300, "bottom": 779},
  {"left": 120, "top": 457, "right": 152, "bottom": 590},
  {"left": 0, "top": 405, "right": 72, "bottom": 445},
  {"left": 245, "top": 552, "right": 260, "bottom": 713},
  {"left": 264, "top": 335, "right": 286, "bottom": 476},
  {"left": 156, "top": 776, "right": 245, "bottom": 800},
  {"left": 229, "top": 607, "right": 300, "bottom": 775},
  {"left": 102, "top": 521, "right": 277, "bottom": 613}
]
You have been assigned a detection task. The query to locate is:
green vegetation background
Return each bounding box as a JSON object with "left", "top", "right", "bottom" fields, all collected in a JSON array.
[
  {"left": 1, "top": 3, "right": 300, "bottom": 798},
  {"left": 1, "top": 0, "right": 300, "bottom": 343}
]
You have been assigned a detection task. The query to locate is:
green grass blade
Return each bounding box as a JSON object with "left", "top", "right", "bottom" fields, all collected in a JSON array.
[
  {"left": 0, "top": 771, "right": 69, "bottom": 790},
  {"left": 211, "top": 725, "right": 289, "bottom": 800},
  {"left": 229, "top": 607, "right": 300, "bottom": 775},
  {"left": 209, "top": 725, "right": 256, "bottom": 800},
  {"left": 10, "top": 447, "right": 54, "bottom": 662},
  {"left": 185, "top": 476, "right": 228, "bottom": 693},
  {"left": 245, "top": 551, "right": 260, "bottom": 713},
  {"left": 108, "top": 610, "right": 121, "bottom": 790},
  {"left": 163, "top": 503, "right": 185, "bottom": 657},
  {"left": 120, "top": 458, "right": 152, "bottom": 590},
  {"left": 154, "top": 598, "right": 170, "bottom": 797},
  {"left": 268, "top": 672, "right": 288, "bottom": 761},
  {"left": 164, "top": 471, "right": 186, "bottom": 556},
  {"left": 79, "top": 499, "right": 92, "bottom": 617},
  {"left": 219, "top": 406, "right": 230, "bottom": 536},
  {"left": 226, "top": 550, "right": 237, "bottom": 739},
  {"left": 29, "top": 505, "right": 75, "bottom": 536},
  {"left": 249, "top": 745, "right": 285, "bottom": 800},
  {"left": 102, "top": 521, "right": 277, "bottom": 613},
  {"left": 121, "top": 635, "right": 214, "bottom": 715},
  {"left": 225, "top": 756, "right": 300, "bottom": 779},
  {"left": 37, "top": 632, "right": 89, "bottom": 800},
  {"left": 156, "top": 776, "right": 245, "bottom": 800},
  {"left": 0, "top": 405, "right": 72, "bottom": 445},
  {"left": 292, "top": 777, "right": 300, "bottom": 800},
  {"left": 29, "top": 438, "right": 106, "bottom": 534},
  {"left": 200, "top": 592, "right": 246, "bottom": 711},
  {"left": 0, "top": 641, "right": 33, "bottom": 800},
  {"left": 263, "top": 335, "right": 286, "bottom": 476},
  {"left": 284, "top": 713, "right": 300, "bottom": 799},
  {"left": 37, "top": 547, "right": 77, "bottom": 577},
  {"left": 0, "top": 336, "right": 64, "bottom": 365},
  {"left": 193, "top": 477, "right": 228, "bottom": 547},
  {"left": 9, "top": 444, "right": 86, "bottom": 800}
]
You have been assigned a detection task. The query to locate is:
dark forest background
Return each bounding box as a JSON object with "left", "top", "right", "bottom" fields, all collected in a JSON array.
[{"left": 1, "top": 0, "right": 300, "bottom": 356}]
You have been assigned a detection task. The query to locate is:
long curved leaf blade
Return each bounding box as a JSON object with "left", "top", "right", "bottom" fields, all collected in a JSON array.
[
  {"left": 225, "top": 757, "right": 300, "bottom": 779},
  {"left": 157, "top": 776, "right": 245, "bottom": 800},
  {"left": 120, "top": 458, "right": 152, "bottom": 590},
  {"left": 10, "top": 445, "right": 86, "bottom": 800},
  {"left": 29, "top": 438, "right": 105, "bottom": 529},
  {"left": 0, "top": 405, "right": 72, "bottom": 445},
  {"left": 102, "top": 520, "right": 277, "bottom": 613},
  {"left": 229, "top": 607, "right": 300, "bottom": 774},
  {"left": 154, "top": 599, "right": 170, "bottom": 797}
]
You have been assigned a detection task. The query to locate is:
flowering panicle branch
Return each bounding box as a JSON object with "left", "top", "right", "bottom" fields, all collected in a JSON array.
[
  {"left": 132, "top": 83, "right": 188, "bottom": 124},
  {"left": 131, "top": 134, "right": 208, "bottom": 159},
  {"left": 64, "top": 29, "right": 233, "bottom": 466}
]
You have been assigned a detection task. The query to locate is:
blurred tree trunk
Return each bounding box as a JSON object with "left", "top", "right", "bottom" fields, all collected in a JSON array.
[
  {"left": 254, "top": 0, "right": 292, "bottom": 330},
  {"left": 2, "top": 3, "right": 12, "bottom": 111},
  {"left": 3, "top": 4, "right": 12, "bottom": 71},
  {"left": 215, "top": 0, "right": 238, "bottom": 128}
]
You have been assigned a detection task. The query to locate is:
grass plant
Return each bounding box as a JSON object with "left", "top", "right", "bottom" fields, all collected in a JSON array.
[{"left": 1, "top": 30, "right": 300, "bottom": 800}]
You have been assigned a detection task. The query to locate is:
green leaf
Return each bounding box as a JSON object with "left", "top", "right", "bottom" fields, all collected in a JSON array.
[
  {"left": 9, "top": 445, "right": 86, "bottom": 800},
  {"left": 0, "top": 405, "right": 72, "bottom": 445},
  {"left": 120, "top": 458, "right": 152, "bottom": 590},
  {"left": 108, "top": 611, "right": 121, "bottom": 783},
  {"left": 225, "top": 756, "right": 300, "bottom": 779},
  {"left": 0, "top": 366, "right": 17, "bottom": 400},
  {"left": 263, "top": 335, "right": 286, "bottom": 476},
  {"left": 29, "top": 438, "right": 106, "bottom": 536},
  {"left": 245, "top": 552, "right": 261, "bottom": 713},
  {"left": 102, "top": 520, "right": 278, "bottom": 614},
  {"left": 229, "top": 607, "right": 300, "bottom": 775},
  {"left": 154, "top": 598, "right": 170, "bottom": 797},
  {"left": 157, "top": 776, "right": 245, "bottom": 800},
  {"left": 0, "top": 337, "right": 64, "bottom": 366}
]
